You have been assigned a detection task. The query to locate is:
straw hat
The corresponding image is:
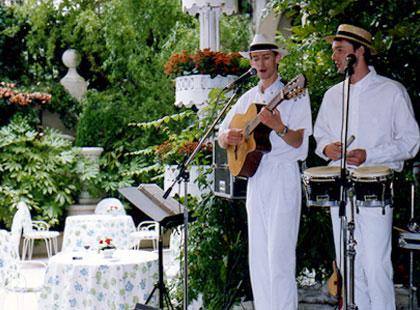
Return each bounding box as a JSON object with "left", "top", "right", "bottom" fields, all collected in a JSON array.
[
  {"left": 325, "top": 24, "right": 377, "bottom": 55},
  {"left": 240, "top": 33, "right": 287, "bottom": 59}
]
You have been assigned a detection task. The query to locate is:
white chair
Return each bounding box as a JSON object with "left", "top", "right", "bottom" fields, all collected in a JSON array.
[
  {"left": 0, "top": 229, "right": 47, "bottom": 309},
  {"left": 95, "top": 197, "right": 126, "bottom": 215},
  {"left": 130, "top": 220, "right": 159, "bottom": 250},
  {"left": 12, "top": 201, "right": 59, "bottom": 260}
]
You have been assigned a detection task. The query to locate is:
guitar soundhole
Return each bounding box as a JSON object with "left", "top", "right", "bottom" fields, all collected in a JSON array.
[{"left": 234, "top": 146, "right": 238, "bottom": 160}]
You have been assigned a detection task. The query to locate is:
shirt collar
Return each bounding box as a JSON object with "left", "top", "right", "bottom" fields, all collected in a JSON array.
[
  {"left": 257, "top": 75, "right": 283, "bottom": 96},
  {"left": 352, "top": 66, "right": 376, "bottom": 90}
]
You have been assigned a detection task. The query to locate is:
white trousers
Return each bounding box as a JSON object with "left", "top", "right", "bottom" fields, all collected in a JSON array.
[
  {"left": 330, "top": 204, "right": 395, "bottom": 310},
  {"left": 247, "top": 160, "right": 301, "bottom": 310}
]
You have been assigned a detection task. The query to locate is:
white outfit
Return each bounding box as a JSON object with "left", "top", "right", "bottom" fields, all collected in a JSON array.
[
  {"left": 219, "top": 77, "right": 312, "bottom": 309},
  {"left": 314, "top": 67, "right": 420, "bottom": 310}
]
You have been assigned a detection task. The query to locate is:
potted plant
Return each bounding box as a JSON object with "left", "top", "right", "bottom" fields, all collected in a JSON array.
[{"left": 98, "top": 237, "right": 116, "bottom": 258}]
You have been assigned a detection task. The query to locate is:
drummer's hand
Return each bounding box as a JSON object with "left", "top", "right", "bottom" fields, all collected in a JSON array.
[
  {"left": 324, "top": 142, "right": 342, "bottom": 161},
  {"left": 260, "top": 107, "right": 284, "bottom": 130},
  {"left": 220, "top": 128, "right": 243, "bottom": 147},
  {"left": 347, "top": 149, "right": 366, "bottom": 166}
]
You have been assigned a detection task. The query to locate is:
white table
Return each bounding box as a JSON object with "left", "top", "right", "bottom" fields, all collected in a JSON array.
[
  {"left": 39, "top": 250, "right": 159, "bottom": 310},
  {"left": 62, "top": 215, "right": 136, "bottom": 251}
]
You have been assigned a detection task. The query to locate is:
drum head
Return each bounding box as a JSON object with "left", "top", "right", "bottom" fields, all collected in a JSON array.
[
  {"left": 304, "top": 166, "right": 341, "bottom": 177},
  {"left": 351, "top": 166, "right": 392, "bottom": 178}
]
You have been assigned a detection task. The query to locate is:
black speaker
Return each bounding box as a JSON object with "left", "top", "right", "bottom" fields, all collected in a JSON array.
[{"left": 213, "top": 138, "right": 247, "bottom": 199}]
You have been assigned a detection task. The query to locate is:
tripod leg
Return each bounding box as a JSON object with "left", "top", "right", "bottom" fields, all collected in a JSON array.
[
  {"left": 145, "top": 282, "right": 158, "bottom": 305},
  {"left": 163, "top": 285, "right": 175, "bottom": 310}
]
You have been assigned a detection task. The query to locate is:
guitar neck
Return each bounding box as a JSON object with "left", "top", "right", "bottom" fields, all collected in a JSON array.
[{"left": 245, "top": 90, "right": 285, "bottom": 136}]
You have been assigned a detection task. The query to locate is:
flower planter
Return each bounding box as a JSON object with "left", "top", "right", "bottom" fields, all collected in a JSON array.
[
  {"left": 175, "top": 74, "right": 237, "bottom": 109},
  {"left": 68, "top": 147, "right": 104, "bottom": 216},
  {"left": 164, "top": 164, "right": 213, "bottom": 198}
]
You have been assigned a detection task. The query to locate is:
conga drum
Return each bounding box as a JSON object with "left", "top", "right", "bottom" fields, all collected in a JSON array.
[
  {"left": 350, "top": 166, "right": 394, "bottom": 208},
  {"left": 303, "top": 166, "right": 342, "bottom": 208}
]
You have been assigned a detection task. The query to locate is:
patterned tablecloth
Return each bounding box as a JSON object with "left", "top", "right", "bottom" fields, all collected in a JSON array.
[
  {"left": 62, "top": 215, "right": 136, "bottom": 251},
  {"left": 39, "top": 250, "right": 159, "bottom": 310},
  {"left": 0, "top": 230, "right": 19, "bottom": 287}
]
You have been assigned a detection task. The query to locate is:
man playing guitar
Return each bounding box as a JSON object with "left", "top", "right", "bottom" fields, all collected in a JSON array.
[{"left": 218, "top": 33, "right": 312, "bottom": 310}]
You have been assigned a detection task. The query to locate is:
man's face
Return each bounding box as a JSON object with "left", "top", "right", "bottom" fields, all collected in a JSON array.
[
  {"left": 331, "top": 40, "right": 357, "bottom": 74},
  {"left": 250, "top": 51, "right": 280, "bottom": 81}
]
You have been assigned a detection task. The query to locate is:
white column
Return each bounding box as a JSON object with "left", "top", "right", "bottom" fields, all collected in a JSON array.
[
  {"left": 198, "top": 6, "right": 221, "bottom": 51},
  {"left": 183, "top": 0, "right": 237, "bottom": 51}
]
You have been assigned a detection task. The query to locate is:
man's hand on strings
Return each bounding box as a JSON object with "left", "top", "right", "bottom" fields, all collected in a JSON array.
[
  {"left": 219, "top": 128, "right": 243, "bottom": 147},
  {"left": 260, "top": 107, "right": 285, "bottom": 132}
]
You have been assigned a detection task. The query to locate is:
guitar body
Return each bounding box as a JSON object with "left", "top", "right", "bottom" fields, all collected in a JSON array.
[
  {"left": 225, "top": 74, "right": 306, "bottom": 177},
  {"left": 327, "top": 260, "right": 343, "bottom": 308},
  {"left": 227, "top": 103, "right": 272, "bottom": 177}
]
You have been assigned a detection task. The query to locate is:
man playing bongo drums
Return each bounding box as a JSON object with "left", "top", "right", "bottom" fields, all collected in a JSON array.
[{"left": 314, "top": 24, "right": 419, "bottom": 309}]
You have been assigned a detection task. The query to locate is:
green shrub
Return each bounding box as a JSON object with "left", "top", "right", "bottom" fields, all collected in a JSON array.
[
  {"left": 0, "top": 116, "right": 80, "bottom": 228},
  {"left": 187, "top": 195, "right": 251, "bottom": 309}
]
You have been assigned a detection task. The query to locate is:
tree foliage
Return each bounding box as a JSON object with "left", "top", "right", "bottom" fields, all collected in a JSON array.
[{"left": 273, "top": 0, "right": 419, "bottom": 116}]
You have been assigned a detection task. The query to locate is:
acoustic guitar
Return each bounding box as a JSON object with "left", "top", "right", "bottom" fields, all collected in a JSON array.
[
  {"left": 327, "top": 260, "right": 343, "bottom": 308},
  {"left": 227, "top": 74, "right": 306, "bottom": 177}
]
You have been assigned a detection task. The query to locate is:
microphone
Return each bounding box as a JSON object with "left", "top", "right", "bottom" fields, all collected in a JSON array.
[
  {"left": 346, "top": 54, "right": 357, "bottom": 68},
  {"left": 223, "top": 68, "right": 257, "bottom": 91}
]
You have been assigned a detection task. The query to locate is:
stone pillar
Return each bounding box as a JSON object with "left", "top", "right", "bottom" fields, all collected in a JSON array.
[
  {"left": 43, "top": 49, "right": 88, "bottom": 136},
  {"left": 60, "top": 49, "right": 88, "bottom": 102},
  {"left": 182, "top": 0, "right": 238, "bottom": 51}
]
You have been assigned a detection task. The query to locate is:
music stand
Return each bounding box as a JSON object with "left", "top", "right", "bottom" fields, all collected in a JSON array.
[{"left": 119, "top": 184, "right": 187, "bottom": 310}]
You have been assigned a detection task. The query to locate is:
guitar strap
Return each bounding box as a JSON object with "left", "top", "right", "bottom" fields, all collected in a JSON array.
[{"left": 279, "top": 77, "right": 288, "bottom": 86}]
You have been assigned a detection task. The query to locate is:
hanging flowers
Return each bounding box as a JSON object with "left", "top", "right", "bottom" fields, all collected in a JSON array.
[
  {"left": 0, "top": 82, "right": 52, "bottom": 106},
  {"left": 164, "top": 49, "right": 249, "bottom": 79}
]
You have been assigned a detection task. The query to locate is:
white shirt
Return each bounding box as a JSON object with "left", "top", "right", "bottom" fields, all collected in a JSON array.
[
  {"left": 219, "top": 76, "right": 312, "bottom": 165},
  {"left": 314, "top": 67, "right": 420, "bottom": 171}
]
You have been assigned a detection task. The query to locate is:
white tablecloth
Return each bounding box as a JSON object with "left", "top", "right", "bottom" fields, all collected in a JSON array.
[
  {"left": 39, "top": 250, "right": 159, "bottom": 310},
  {"left": 62, "top": 215, "right": 136, "bottom": 251}
]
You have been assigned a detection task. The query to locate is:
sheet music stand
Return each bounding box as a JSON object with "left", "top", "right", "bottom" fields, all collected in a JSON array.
[{"left": 119, "top": 184, "right": 187, "bottom": 310}]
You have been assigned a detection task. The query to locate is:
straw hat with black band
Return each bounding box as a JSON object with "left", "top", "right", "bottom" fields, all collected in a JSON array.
[
  {"left": 239, "top": 33, "right": 287, "bottom": 59},
  {"left": 325, "top": 24, "right": 377, "bottom": 55}
]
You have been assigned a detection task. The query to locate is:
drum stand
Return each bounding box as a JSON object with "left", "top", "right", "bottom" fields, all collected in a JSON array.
[
  {"left": 339, "top": 187, "right": 358, "bottom": 310},
  {"left": 337, "top": 60, "right": 358, "bottom": 309},
  {"left": 398, "top": 183, "right": 419, "bottom": 310}
]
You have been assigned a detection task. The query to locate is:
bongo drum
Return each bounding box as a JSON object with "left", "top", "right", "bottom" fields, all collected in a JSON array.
[
  {"left": 303, "top": 166, "right": 342, "bottom": 207},
  {"left": 350, "top": 166, "right": 393, "bottom": 208}
]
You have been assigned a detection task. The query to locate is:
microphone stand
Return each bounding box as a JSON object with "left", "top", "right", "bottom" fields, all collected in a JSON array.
[
  {"left": 163, "top": 87, "right": 241, "bottom": 310},
  {"left": 338, "top": 61, "right": 358, "bottom": 309}
]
